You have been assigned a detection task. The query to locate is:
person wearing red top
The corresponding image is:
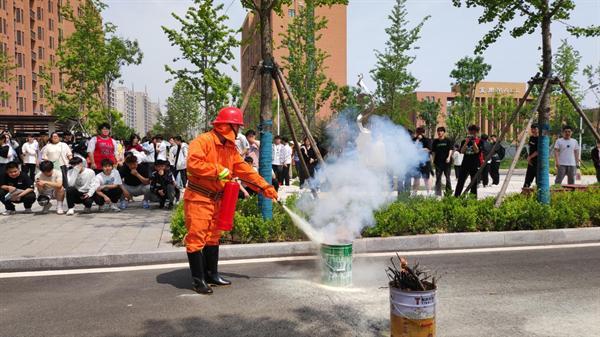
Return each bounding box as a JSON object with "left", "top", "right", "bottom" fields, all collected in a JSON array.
[{"left": 87, "top": 123, "right": 118, "bottom": 173}]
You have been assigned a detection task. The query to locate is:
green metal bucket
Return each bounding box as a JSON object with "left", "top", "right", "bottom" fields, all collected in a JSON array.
[{"left": 320, "top": 243, "right": 353, "bottom": 287}]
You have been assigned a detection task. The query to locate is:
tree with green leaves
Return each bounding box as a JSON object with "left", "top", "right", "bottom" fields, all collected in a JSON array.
[
  {"left": 49, "top": 0, "right": 141, "bottom": 133},
  {"left": 240, "top": 0, "right": 346, "bottom": 219},
  {"left": 279, "top": 3, "right": 338, "bottom": 128},
  {"left": 551, "top": 39, "right": 582, "bottom": 132},
  {"left": 370, "top": 0, "right": 429, "bottom": 126},
  {"left": 452, "top": 0, "right": 600, "bottom": 204},
  {"left": 447, "top": 55, "right": 491, "bottom": 138},
  {"left": 162, "top": 0, "right": 238, "bottom": 132},
  {"left": 153, "top": 80, "right": 201, "bottom": 140},
  {"left": 418, "top": 99, "right": 441, "bottom": 138},
  {"left": 0, "top": 49, "right": 16, "bottom": 109}
]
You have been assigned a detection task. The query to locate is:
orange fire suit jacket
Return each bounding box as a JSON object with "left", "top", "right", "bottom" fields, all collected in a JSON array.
[{"left": 183, "top": 124, "right": 274, "bottom": 252}]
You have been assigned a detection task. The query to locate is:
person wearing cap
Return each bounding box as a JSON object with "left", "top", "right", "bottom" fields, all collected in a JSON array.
[
  {"left": 523, "top": 124, "right": 539, "bottom": 188},
  {"left": 87, "top": 123, "right": 119, "bottom": 173},
  {"left": 184, "top": 106, "right": 279, "bottom": 295},
  {"left": 35, "top": 160, "right": 66, "bottom": 214}
]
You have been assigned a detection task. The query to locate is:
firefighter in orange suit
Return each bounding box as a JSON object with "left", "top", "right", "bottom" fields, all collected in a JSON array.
[{"left": 185, "top": 107, "right": 278, "bottom": 295}]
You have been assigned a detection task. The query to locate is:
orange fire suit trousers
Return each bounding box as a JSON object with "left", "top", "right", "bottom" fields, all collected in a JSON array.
[{"left": 184, "top": 199, "right": 222, "bottom": 253}]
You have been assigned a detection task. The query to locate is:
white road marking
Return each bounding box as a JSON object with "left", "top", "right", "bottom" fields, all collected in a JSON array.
[{"left": 1, "top": 242, "right": 599, "bottom": 279}]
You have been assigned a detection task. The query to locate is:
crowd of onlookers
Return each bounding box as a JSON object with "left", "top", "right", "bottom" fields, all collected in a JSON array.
[
  {"left": 0, "top": 123, "right": 188, "bottom": 215},
  {"left": 401, "top": 123, "right": 600, "bottom": 198},
  {"left": 1, "top": 122, "right": 598, "bottom": 215}
]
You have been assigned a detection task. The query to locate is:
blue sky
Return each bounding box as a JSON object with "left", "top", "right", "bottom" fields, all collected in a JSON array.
[{"left": 104, "top": 0, "right": 600, "bottom": 108}]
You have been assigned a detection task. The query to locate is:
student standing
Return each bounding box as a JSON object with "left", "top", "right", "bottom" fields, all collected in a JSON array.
[
  {"left": 523, "top": 124, "right": 539, "bottom": 188},
  {"left": 554, "top": 125, "right": 580, "bottom": 185},
  {"left": 41, "top": 132, "right": 72, "bottom": 188},
  {"left": 281, "top": 137, "right": 292, "bottom": 186},
  {"left": 452, "top": 144, "right": 464, "bottom": 180},
  {"left": 169, "top": 136, "right": 188, "bottom": 188},
  {"left": 431, "top": 127, "right": 453, "bottom": 196},
  {"left": 412, "top": 127, "right": 432, "bottom": 196},
  {"left": 592, "top": 141, "right": 600, "bottom": 183},
  {"left": 87, "top": 123, "right": 119, "bottom": 173},
  {"left": 21, "top": 135, "right": 38, "bottom": 181},
  {"left": 454, "top": 125, "right": 481, "bottom": 197},
  {"left": 272, "top": 136, "right": 284, "bottom": 184},
  {"left": 488, "top": 134, "right": 504, "bottom": 185}
]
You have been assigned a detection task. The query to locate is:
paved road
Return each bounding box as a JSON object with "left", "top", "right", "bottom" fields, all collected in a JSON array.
[{"left": 1, "top": 245, "right": 599, "bottom": 337}]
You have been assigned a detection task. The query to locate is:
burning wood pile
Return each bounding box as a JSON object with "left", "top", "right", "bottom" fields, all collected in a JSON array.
[{"left": 387, "top": 254, "right": 437, "bottom": 291}]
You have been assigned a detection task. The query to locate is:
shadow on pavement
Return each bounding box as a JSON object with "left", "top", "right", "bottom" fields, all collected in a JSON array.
[
  {"left": 156, "top": 269, "right": 251, "bottom": 290},
  {"left": 102, "top": 305, "right": 386, "bottom": 337}
]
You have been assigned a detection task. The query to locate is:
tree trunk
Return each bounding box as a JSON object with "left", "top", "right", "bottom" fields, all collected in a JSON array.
[
  {"left": 258, "top": 3, "right": 274, "bottom": 220},
  {"left": 537, "top": 8, "right": 552, "bottom": 205},
  {"left": 306, "top": 0, "right": 316, "bottom": 128}
]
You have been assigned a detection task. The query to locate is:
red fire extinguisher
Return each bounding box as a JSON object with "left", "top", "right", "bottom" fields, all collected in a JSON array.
[{"left": 216, "top": 181, "right": 240, "bottom": 231}]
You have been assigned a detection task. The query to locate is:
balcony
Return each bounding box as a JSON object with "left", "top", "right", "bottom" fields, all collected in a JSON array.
[
  {"left": 32, "top": 92, "right": 38, "bottom": 102},
  {"left": 32, "top": 72, "right": 37, "bottom": 82},
  {"left": 31, "top": 52, "right": 37, "bottom": 62},
  {"left": 30, "top": 9, "right": 35, "bottom": 21},
  {"left": 31, "top": 30, "right": 36, "bottom": 41}
]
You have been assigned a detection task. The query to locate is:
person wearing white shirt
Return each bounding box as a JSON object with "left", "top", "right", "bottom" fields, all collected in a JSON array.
[
  {"left": 554, "top": 125, "right": 580, "bottom": 185},
  {"left": 0, "top": 134, "right": 16, "bottom": 178},
  {"left": 280, "top": 137, "right": 293, "bottom": 186},
  {"left": 92, "top": 158, "right": 127, "bottom": 212},
  {"left": 169, "top": 136, "right": 189, "bottom": 188},
  {"left": 236, "top": 131, "right": 250, "bottom": 156},
  {"left": 451, "top": 144, "right": 464, "bottom": 180},
  {"left": 153, "top": 135, "right": 168, "bottom": 161},
  {"left": 65, "top": 157, "right": 97, "bottom": 215},
  {"left": 21, "top": 135, "right": 39, "bottom": 181},
  {"left": 35, "top": 160, "right": 66, "bottom": 214},
  {"left": 41, "top": 132, "right": 73, "bottom": 188},
  {"left": 272, "top": 136, "right": 284, "bottom": 184}
]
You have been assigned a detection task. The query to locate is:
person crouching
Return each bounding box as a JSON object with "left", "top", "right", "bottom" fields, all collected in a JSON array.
[
  {"left": 92, "top": 159, "right": 126, "bottom": 212},
  {"left": 35, "top": 160, "right": 66, "bottom": 214},
  {"left": 144, "top": 159, "right": 178, "bottom": 209},
  {"left": 0, "top": 162, "right": 36, "bottom": 215}
]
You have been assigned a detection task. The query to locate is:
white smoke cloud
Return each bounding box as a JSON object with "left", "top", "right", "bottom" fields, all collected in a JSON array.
[{"left": 296, "top": 114, "right": 426, "bottom": 244}]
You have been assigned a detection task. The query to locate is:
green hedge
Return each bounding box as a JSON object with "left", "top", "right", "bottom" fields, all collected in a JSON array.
[
  {"left": 365, "top": 187, "right": 600, "bottom": 237},
  {"left": 170, "top": 187, "right": 600, "bottom": 245}
]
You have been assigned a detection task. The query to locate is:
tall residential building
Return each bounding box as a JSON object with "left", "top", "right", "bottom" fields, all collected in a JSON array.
[
  {"left": 109, "top": 86, "right": 159, "bottom": 136},
  {"left": 0, "top": 0, "right": 80, "bottom": 116},
  {"left": 240, "top": 1, "right": 347, "bottom": 125}
]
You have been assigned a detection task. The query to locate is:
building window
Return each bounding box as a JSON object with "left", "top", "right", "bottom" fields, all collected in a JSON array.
[
  {"left": 18, "top": 97, "right": 25, "bottom": 112},
  {"left": 38, "top": 47, "right": 45, "bottom": 59},
  {"left": 0, "top": 0, "right": 6, "bottom": 11},
  {"left": 49, "top": 18, "right": 54, "bottom": 31},
  {"left": 17, "top": 75, "right": 25, "bottom": 90},
  {"left": 37, "top": 27, "right": 44, "bottom": 40},
  {"left": 49, "top": 36, "right": 55, "bottom": 49},
  {"left": 58, "top": 28, "right": 63, "bottom": 42},
  {"left": 39, "top": 85, "right": 45, "bottom": 98},
  {"left": 16, "top": 30, "right": 24, "bottom": 45},
  {"left": 50, "top": 72, "right": 55, "bottom": 85},
  {"left": 37, "top": 7, "right": 43, "bottom": 20},
  {"left": 50, "top": 54, "right": 55, "bottom": 64},
  {"left": 15, "top": 7, "right": 23, "bottom": 23},
  {"left": 16, "top": 53, "right": 24, "bottom": 67},
  {"left": 288, "top": 9, "right": 295, "bottom": 17},
  {"left": 0, "top": 17, "right": 5, "bottom": 34},
  {"left": 48, "top": 0, "right": 53, "bottom": 13}
]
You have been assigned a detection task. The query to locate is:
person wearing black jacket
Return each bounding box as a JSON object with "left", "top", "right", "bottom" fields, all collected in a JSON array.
[
  {"left": 144, "top": 160, "right": 178, "bottom": 209},
  {"left": 0, "top": 162, "right": 36, "bottom": 215},
  {"left": 300, "top": 137, "right": 318, "bottom": 186},
  {"left": 488, "top": 134, "right": 504, "bottom": 185},
  {"left": 480, "top": 134, "right": 492, "bottom": 187},
  {"left": 592, "top": 141, "right": 600, "bottom": 183},
  {"left": 523, "top": 124, "right": 539, "bottom": 188}
]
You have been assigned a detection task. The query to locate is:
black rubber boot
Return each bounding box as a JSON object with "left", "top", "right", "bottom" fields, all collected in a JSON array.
[
  {"left": 204, "top": 245, "right": 231, "bottom": 286},
  {"left": 187, "top": 251, "right": 213, "bottom": 295}
]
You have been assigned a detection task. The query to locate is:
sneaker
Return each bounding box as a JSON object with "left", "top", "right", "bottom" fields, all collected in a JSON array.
[
  {"left": 23, "top": 208, "right": 33, "bottom": 214},
  {"left": 2, "top": 210, "right": 16, "bottom": 216},
  {"left": 142, "top": 200, "right": 150, "bottom": 209},
  {"left": 66, "top": 208, "right": 75, "bottom": 216},
  {"left": 110, "top": 204, "right": 121, "bottom": 212},
  {"left": 56, "top": 207, "right": 64, "bottom": 215},
  {"left": 82, "top": 207, "right": 91, "bottom": 214},
  {"left": 42, "top": 203, "right": 52, "bottom": 214},
  {"left": 119, "top": 199, "right": 128, "bottom": 209}
]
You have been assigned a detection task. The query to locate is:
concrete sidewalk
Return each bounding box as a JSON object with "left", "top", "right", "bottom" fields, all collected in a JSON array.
[{"left": 0, "top": 176, "right": 598, "bottom": 272}]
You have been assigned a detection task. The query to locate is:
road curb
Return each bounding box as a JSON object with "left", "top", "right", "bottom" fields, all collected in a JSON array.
[{"left": 1, "top": 227, "right": 599, "bottom": 272}]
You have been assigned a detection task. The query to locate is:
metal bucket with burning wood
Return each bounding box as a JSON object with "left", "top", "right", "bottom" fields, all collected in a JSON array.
[{"left": 320, "top": 243, "right": 353, "bottom": 287}]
